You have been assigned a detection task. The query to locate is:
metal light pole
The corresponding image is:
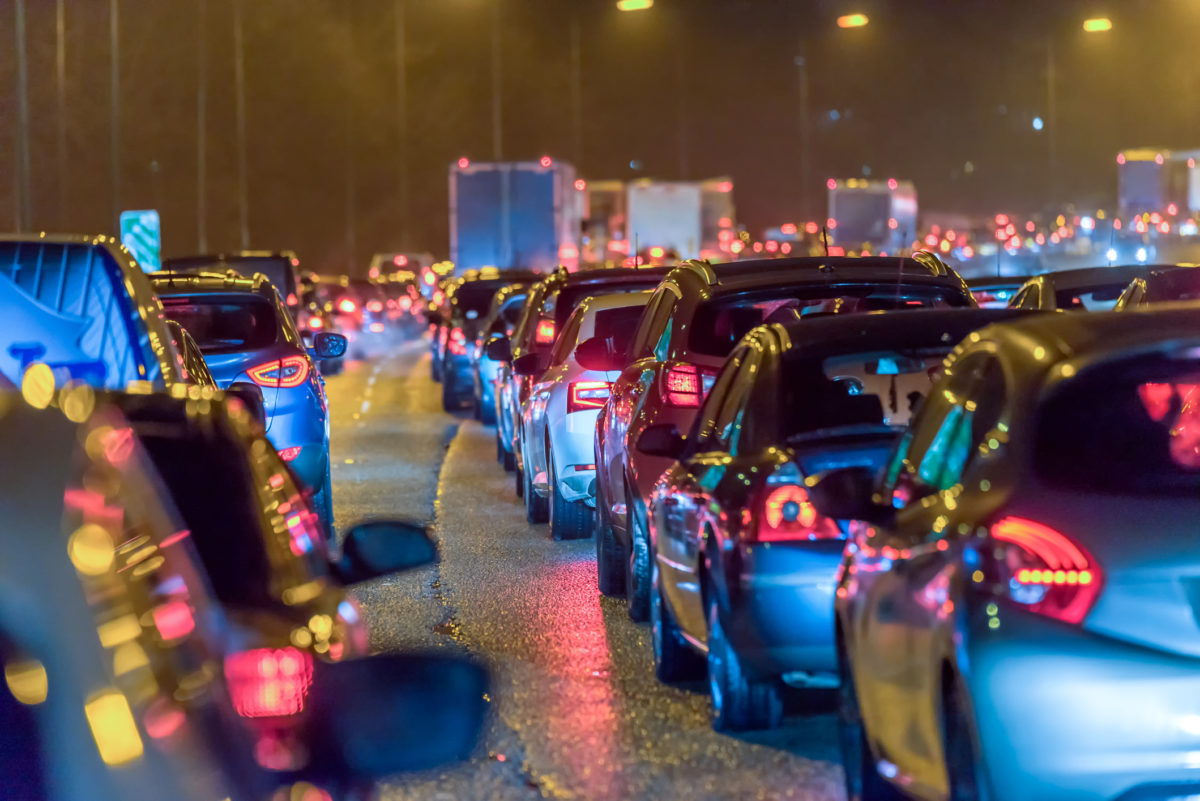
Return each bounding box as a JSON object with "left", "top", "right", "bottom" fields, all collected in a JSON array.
[
  {"left": 393, "top": 0, "right": 408, "bottom": 249},
  {"left": 490, "top": 0, "right": 503, "bottom": 161},
  {"left": 15, "top": 0, "right": 32, "bottom": 232},
  {"left": 56, "top": 0, "right": 67, "bottom": 228},
  {"left": 676, "top": 47, "right": 688, "bottom": 178},
  {"left": 1045, "top": 39, "right": 1058, "bottom": 202},
  {"left": 345, "top": 4, "right": 357, "bottom": 272},
  {"left": 110, "top": 0, "right": 120, "bottom": 226},
  {"left": 570, "top": 11, "right": 583, "bottom": 167},
  {"left": 795, "top": 48, "right": 811, "bottom": 221},
  {"left": 197, "top": 0, "right": 207, "bottom": 251},
  {"left": 234, "top": 0, "right": 250, "bottom": 249}
]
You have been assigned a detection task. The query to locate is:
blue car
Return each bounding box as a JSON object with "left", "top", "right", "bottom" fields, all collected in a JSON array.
[
  {"left": 152, "top": 272, "right": 346, "bottom": 530},
  {"left": 474, "top": 283, "right": 531, "bottom": 426}
]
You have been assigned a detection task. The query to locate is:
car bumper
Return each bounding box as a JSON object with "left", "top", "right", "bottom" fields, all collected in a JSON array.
[
  {"left": 549, "top": 410, "right": 600, "bottom": 506},
  {"left": 722, "top": 540, "right": 844, "bottom": 680},
  {"left": 967, "top": 603, "right": 1200, "bottom": 801}
]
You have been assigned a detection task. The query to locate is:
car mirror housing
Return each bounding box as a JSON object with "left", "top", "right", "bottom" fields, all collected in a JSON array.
[
  {"left": 304, "top": 653, "right": 488, "bottom": 780},
  {"left": 806, "top": 466, "right": 894, "bottom": 527},
  {"left": 574, "top": 337, "right": 623, "bottom": 372},
  {"left": 636, "top": 422, "right": 686, "bottom": 459},
  {"left": 511, "top": 352, "right": 542, "bottom": 376},
  {"left": 334, "top": 519, "right": 437, "bottom": 584},
  {"left": 484, "top": 335, "right": 511, "bottom": 363},
  {"left": 224, "top": 381, "right": 267, "bottom": 427},
  {"left": 313, "top": 331, "right": 348, "bottom": 359}
]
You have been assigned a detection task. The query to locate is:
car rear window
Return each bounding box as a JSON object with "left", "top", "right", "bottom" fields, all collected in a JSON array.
[
  {"left": 161, "top": 295, "right": 279, "bottom": 354},
  {"left": 455, "top": 282, "right": 507, "bottom": 319},
  {"left": 1054, "top": 283, "right": 1127, "bottom": 310},
  {"left": 813, "top": 348, "right": 949, "bottom": 429},
  {"left": 552, "top": 281, "right": 661, "bottom": 327},
  {"left": 1148, "top": 271, "right": 1200, "bottom": 303},
  {"left": 689, "top": 285, "right": 960, "bottom": 356},
  {"left": 1037, "top": 355, "right": 1200, "bottom": 494}
]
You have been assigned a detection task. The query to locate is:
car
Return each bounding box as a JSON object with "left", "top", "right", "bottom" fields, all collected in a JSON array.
[
  {"left": 1113, "top": 264, "right": 1200, "bottom": 309},
  {"left": 164, "top": 250, "right": 303, "bottom": 317},
  {"left": 0, "top": 235, "right": 185, "bottom": 389},
  {"left": 151, "top": 271, "right": 347, "bottom": 532},
  {"left": 809, "top": 304, "right": 1200, "bottom": 801},
  {"left": 637, "top": 308, "right": 1030, "bottom": 731},
  {"left": 436, "top": 270, "right": 536, "bottom": 411},
  {"left": 164, "top": 320, "right": 218, "bottom": 389},
  {"left": 0, "top": 389, "right": 488, "bottom": 800},
  {"left": 428, "top": 275, "right": 464, "bottom": 383},
  {"left": 966, "top": 276, "right": 1029, "bottom": 308},
  {"left": 474, "top": 282, "right": 533, "bottom": 428},
  {"left": 296, "top": 300, "right": 345, "bottom": 376},
  {"left": 594, "top": 254, "right": 976, "bottom": 621},
  {"left": 520, "top": 290, "right": 653, "bottom": 540},
  {"left": 1006, "top": 264, "right": 1158, "bottom": 311}
]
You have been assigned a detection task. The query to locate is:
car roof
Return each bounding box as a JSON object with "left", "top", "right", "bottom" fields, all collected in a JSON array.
[
  {"left": 669, "top": 255, "right": 971, "bottom": 297},
  {"left": 967, "top": 276, "right": 1030, "bottom": 289},
  {"left": 770, "top": 308, "right": 1036, "bottom": 362},
  {"left": 150, "top": 270, "right": 275, "bottom": 297},
  {"left": 575, "top": 288, "right": 653, "bottom": 316},
  {"left": 1035, "top": 264, "right": 1158, "bottom": 289},
  {"left": 164, "top": 251, "right": 296, "bottom": 265}
]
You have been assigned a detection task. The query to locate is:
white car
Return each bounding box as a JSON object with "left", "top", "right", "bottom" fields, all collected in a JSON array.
[{"left": 519, "top": 291, "right": 653, "bottom": 540}]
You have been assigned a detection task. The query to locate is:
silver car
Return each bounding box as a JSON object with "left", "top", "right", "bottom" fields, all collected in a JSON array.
[
  {"left": 813, "top": 304, "right": 1200, "bottom": 801},
  {"left": 519, "top": 291, "right": 653, "bottom": 540}
]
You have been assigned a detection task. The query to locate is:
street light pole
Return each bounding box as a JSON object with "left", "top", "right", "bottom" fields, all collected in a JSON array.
[
  {"left": 570, "top": 11, "right": 583, "bottom": 167},
  {"left": 491, "top": 0, "right": 503, "bottom": 161},
  {"left": 15, "top": 0, "right": 32, "bottom": 232},
  {"left": 197, "top": 0, "right": 207, "bottom": 251},
  {"left": 795, "top": 48, "right": 811, "bottom": 221},
  {"left": 234, "top": 0, "right": 250, "bottom": 249},
  {"left": 393, "top": 0, "right": 408, "bottom": 250},
  {"left": 110, "top": 0, "right": 120, "bottom": 227},
  {"left": 56, "top": 0, "right": 67, "bottom": 228}
]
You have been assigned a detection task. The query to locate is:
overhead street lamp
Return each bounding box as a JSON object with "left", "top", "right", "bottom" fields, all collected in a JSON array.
[
  {"left": 836, "top": 13, "right": 869, "bottom": 29},
  {"left": 1082, "top": 17, "right": 1113, "bottom": 33},
  {"left": 616, "top": 0, "right": 653, "bottom": 11}
]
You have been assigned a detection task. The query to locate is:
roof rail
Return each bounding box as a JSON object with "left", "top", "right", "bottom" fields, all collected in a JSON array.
[
  {"left": 910, "top": 250, "right": 953, "bottom": 277},
  {"left": 676, "top": 258, "right": 718, "bottom": 286}
]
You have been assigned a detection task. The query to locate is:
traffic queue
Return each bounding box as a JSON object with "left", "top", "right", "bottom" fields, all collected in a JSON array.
[{"left": 448, "top": 252, "right": 1200, "bottom": 801}]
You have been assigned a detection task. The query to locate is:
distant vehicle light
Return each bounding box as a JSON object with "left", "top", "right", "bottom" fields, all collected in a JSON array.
[
  {"left": 225, "top": 648, "right": 313, "bottom": 718},
  {"left": 887, "top": 178, "right": 898, "bottom": 191},
  {"left": 366, "top": 300, "right": 383, "bottom": 313},
  {"left": 1082, "top": 17, "right": 1112, "bottom": 33},
  {"left": 457, "top": 157, "right": 470, "bottom": 169},
  {"left": 826, "top": 218, "right": 837, "bottom": 230},
  {"left": 393, "top": 254, "right": 408, "bottom": 267},
  {"left": 1160, "top": 221, "right": 1172, "bottom": 234},
  {"left": 1049, "top": 233, "right": 1060, "bottom": 244},
  {"left": 715, "top": 181, "right": 733, "bottom": 193},
  {"left": 1168, "top": 203, "right": 1179, "bottom": 217},
  {"left": 539, "top": 155, "right": 553, "bottom": 168},
  {"left": 765, "top": 240, "right": 779, "bottom": 253},
  {"left": 939, "top": 240, "right": 951, "bottom": 253},
  {"left": 535, "top": 320, "right": 556, "bottom": 344},
  {"left": 1106, "top": 247, "right": 1118, "bottom": 262},
  {"left": 559, "top": 244, "right": 580, "bottom": 260},
  {"left": 616, "top": 0, "right": 654, "bottom": 10},
  {"left": 307, "top": 316, "right": 324, "bottom": 330},
  {"left": 1113, "top": 218, "right": 1123, "bottom": 230},
  {"left": 924, "top": 234, "right": 938, "bottom": 247},
  {"left": 752, "top": 242, "right": 764, "bottom": 253},
  {"left": 608, "top": 239, "right": 630, "bottom": 253},
  {"left": 995, "top": 213, "right": 1009, "bottom": 226},
  {"left": 780, "top": 242, "right": 792, "bottom": 254},
  {"left": 1007, "top": 235, "right": 1021, "bottom": 249},
  {"left": 1032, "top": 116, "right": 1044, "bottom": 131},
  {"left": 369, "top": 322, "right": 385, "bottom": 333},
  {"left": 423, "top": 270, "right": 437, "bottom": 285},
  {"left": 1150, "top": 212, "right": 1163, "bottom": 225},
  {"left": 730, "top": 240, "right": 745, "bottom": 254},
  {"left": 962, "top": 245, "right": 975, "bottom": 259},
  {"left": 286, "top": 292, "right": 298, "bottom": 306},
  {"left": 1035, "top": 233, "right": 1046, "bottom": 245},
  {"left": 805, "top": 221, "right": 819, "bottom": 235},
  {"left": 837, "top": 13, "right": 869, "bottom": 28},
  {"left": 780, "top": 223, "right": 798, "bottom": 236},
  {"left": 649, "top": 246, "right": 665, "bottom": 259},
  {"left": 338, "top": 298, "right": 358, "bottom": 313},
  {"left": 1156, "top": 153, "right": 1165, "bottom": 165},
  {"left": 887, "top": 218, "right": 898, "bottom": 230},
  {"left": 574, "top": 179, "right": 586, "bottom": 191},
  {"left": 368, "top": 267, "right": 380, "bottom": 279},
  {"left": 1080, "top": 216, "right": 1095, "bottom": 231},
  {"left": 1025, "top": 221, "right": 1035, "bottom": 233},
  {"left": 1116, "top": 153, "right": 1126, "bottom": 165},
  {"left": 1137, "top": 247, "right": 1149, "bottom": 262},
  {"left": 719, "top": 216, "right": 733, "bottom": 228},
  {"left": 827, "top": 246, "right": 845, "bottom": 256}
]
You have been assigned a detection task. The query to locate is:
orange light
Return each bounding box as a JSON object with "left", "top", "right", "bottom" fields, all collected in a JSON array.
[
  {"left": 535, "top": 319, "right": 556, "bottom": 344},
  {"left": 616, "top": 0, "right": 653, "bottom": 9},
  {"left": 1082, "top": 17, "right": 1112, "bottom": 33},
  {"left": 837, "top": 13, "right": 869, "bottom": 28}
]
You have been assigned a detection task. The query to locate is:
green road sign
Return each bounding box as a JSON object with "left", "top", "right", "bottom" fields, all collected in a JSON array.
[{"left": 119, "top": 209, "right": 161, "bottom": 272}]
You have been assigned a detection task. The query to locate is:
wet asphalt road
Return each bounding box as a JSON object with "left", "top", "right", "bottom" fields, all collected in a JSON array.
[{"left": 322, "top": 342, "right": 844, "bottom": 801}]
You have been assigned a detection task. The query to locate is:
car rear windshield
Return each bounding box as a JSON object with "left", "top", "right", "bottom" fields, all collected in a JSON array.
[
  {"left": 689, "top": 285, "right": 960, "bottom": 356},
  {"left": 161, "top": 295, "right": 279, "bottom": 354},
  {"left": 1148, "top": 271, "right": 1200, "bottom": 303},
  {"left": 552, "top": 281, "right": 661, "bottom": 327},
  {"left": 1054, "top": 283, "right": 1127, "bottom": 310},
  {"left": 455, "top": 282, "right": 507, "bottom": 318},
  {"left": 1037, "top": 355, "right": 1200, "bottom": 494}
]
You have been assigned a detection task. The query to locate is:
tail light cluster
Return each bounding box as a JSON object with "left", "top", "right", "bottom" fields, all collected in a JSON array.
[
  {"left": 248, "top": 356, "right": 310, "bottom": 388},
  {"left": 277, "top": 446, "right": 302, "bottom": 462},
  {"left": 976, "top": 516, "right": 1102, "bottom": 625},
  {"left": 754, "top": 483, "right": 842, "bottom": 542},
  {"left": 225, "top": 647, "right": 313, "bottom": 719},
  {"left": 663, "top": 364, "right": 718, "bottom": 408},
  {"left": 337, "top": 298, "right": 358, "bottom": 314},
  {"left": 448, "top": 327, "right": 468, "bottom": 356},
  {"left": 535, "top": 319, "right": 557, "bottom": 345},
  {"left": 568, "top": 380, "right": 612, "bottom": 413}
]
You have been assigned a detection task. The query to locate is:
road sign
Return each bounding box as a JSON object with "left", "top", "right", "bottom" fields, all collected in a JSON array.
[{"left": 119, "top": 209, "right": 161, "bottom": 272}]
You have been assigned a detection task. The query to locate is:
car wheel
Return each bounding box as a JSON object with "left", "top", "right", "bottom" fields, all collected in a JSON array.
[
  {"left": 496, "top": 432, "right": 506, "bottom": 463},
  {"left": 838, "top": 642, "right": 905, "bottom": 801},
  {"left": 523, "top": 457, "right": 549, "bottom": 523},
  {"left": 625, "top": 498, "right": 651, "bottom": 622},
  {"left": 549, "top": 456, "right": 593, "bottom": 541},
  {"left": 650, "top": 561, "right": 705, "bottom": 683},
  {"left": 515, "top": 459, "right": 525, "bottom": 497},
  {"left": 595, "top": 501, "right": 627, "bottom": 596},
  {"left": 943, "top": 676, "right": 989, "bottom": 801},
  {"left": 313, "top": 466, "right": 336, "bottom": 553},
  {"left": 707, "top": 594, "right": 783, "bottom": 732},
  {"left": 502, "top": 439, "right": 516, "bottom": 472}
]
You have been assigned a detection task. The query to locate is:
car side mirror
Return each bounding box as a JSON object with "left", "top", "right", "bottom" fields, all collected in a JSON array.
[
  {"left": 334, "top": 519, "right": 436, "bottom": 584},
  {"left": 512, "top": 352, "right": 544, "bottom": 377},
  {"left": 574, "top": 337, "right": 623, "bottom": 372},
  {"left": 304, "top": 653, "right": 487, "bottom": 780},
  {"left": 636, "top": 422, "right": 686, "bottom": 459},
  {"left": 806, "top": 466, "right": 895, "bottom": 527},
  {"left": 485, "top": 335, "right": 511, "bottom": 363},
  {"left": 312, "top": 331, "right": 348, "bottom": 359},
  {"left": 225, "top": 382, "right": 266, "bottom": 427}
]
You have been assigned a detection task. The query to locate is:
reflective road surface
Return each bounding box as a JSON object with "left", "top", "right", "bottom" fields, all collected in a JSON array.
[{"left": 324, "top": 343, "right": 842, "bottom": 800}]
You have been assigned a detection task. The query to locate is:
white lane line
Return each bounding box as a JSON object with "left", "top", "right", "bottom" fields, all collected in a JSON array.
[{"left": 360, "top": 400, "right": 371, "bottom": 414}]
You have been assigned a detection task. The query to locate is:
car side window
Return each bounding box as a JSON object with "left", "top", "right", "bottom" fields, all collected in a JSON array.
[
  {"left": 630, "top": 290, "right": 667, "bottom": 360},
  {"left": 511, "top": 284, "right": 546, "bottom": 352},
  {"left": 550, "top": 305, "right": 585, "bottom": 366},
  {"left": 1022, "top": 283, "right": 1043, "bottom": 309},
  {"left": 693, "top": 350, "right": 759, "bottom": 455},
  {"left": 690, "top": 348, "right": 745, "bottom": 453},
  {"left": 652, "top": 294, "right": 678, "bottom": 363}
]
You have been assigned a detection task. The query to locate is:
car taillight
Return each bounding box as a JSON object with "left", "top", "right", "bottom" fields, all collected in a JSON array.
[
  {"left": 979, "top": 516, "right": 1102, "bottom": 625},
  {"left": 278, "top": 446, "right": 302, "bottom": 462},
  {"left": 224, "top": 648, "right": 313, "bottom": 719},
  {"left": 307, "top": 316, "right": 324, "bottom": 330},
  {"left": 754, "top": 485, "right": 842, "bottom": 542},
  {"left": 366, "top": 300, "right": 383, "bottom": 312},
  {"left": 247, "top": 356, "right": 310, "bottom": 389},
  {"left": 664, "top": 364, "right": 715, "bottom": 407},
  {"left": 338, "top": 298, "right": 357, "bottom": 313},
  {"left": 369, "top": 322, "right": 385, "bottom": 333},
  {"left": 568, "top": 380, "right": 612, "bottom": 412},
  {"left": 286, "top": 293, "right": 298, "bottom": 306},
  {"left": 535, "top": 319, "right": 556, "bottom": 344}
]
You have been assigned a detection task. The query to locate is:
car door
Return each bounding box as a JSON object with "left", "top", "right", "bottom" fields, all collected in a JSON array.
[{"left": 527, "top": 306, "right": 583, "bottom": 490}]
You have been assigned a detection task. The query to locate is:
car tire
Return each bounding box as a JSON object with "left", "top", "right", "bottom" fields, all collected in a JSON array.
[
  {"left": 496, "top": 432, "right": 506, "bottom": 463},
  {"left": 523, "top": 456, "right": 549, "bottom": 524},
  {"left": 313, "top": 466, "right": 336, "bottom": 553},
  {"left": 549, "top": 457, "right": 593, "bottom": 541},
  {"left": 502, "top": 439, "right": 516, "bottom": 472},
  {"left": 943, "top": 676, "right": 989, "bottom": 801},
  {"left": 625, "top": 496, "right": 651, "bottom": 622},
  {"left": 596, "top": 506, "right": 627, "bottom": 597},
  {"left": 838, "top": 642, "right": 906, "bottom": 801},
  {"left": 515, "top": 459, "right": 525, "bottom": 497},
  {"left": 650, "top": 562, "right": 705, "bottom": 683},
  {"left": 707, "top": 595, "right": 783, "bottom": 732}
]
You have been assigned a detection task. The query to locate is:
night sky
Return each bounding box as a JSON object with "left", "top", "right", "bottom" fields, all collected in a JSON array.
[{"left": 1, "top": 0, "right": 1194, "bottom": 272}]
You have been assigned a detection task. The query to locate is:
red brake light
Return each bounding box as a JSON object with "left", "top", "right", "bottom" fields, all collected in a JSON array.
[
  {"left": 338, "top": 298, "right": 358, "bottom": 313},
  {"left": 366, "top": 300, "right": 383, "bottom": 313},
  {"left": 985, "top": 517, "right": 1102, "bottom": 625},
  {"left": 755, "top": 485, "right": 841, "bottom": 542},
  {"left": 286, "top": 293, "right": 298, "bottom": 306},
  {"left": 448, "top": 327, "right": 468, "bottom": 355},
  {"left": 664, "top": 364, "right": 718, "bottom": 407},
  {"left": 535, "top": 320, "right": 556, "bottom": 345},
  {"left": 307, "top": 316, "right": 324, "bottom": 330},
  {"left": 225, "top": 648, "right": 313, "bottom": 719},
  {"left": 369, "top": 322, "right": 385, "bottom": 333},
  {"left": 278, "top": 446, "right": 302, "bottom": 462},
  {"left": 568, "top": 380, "right": 612, "bottom": 413},
  {"left": 247, "top": 355, "right": 310, "bottom": 389}
]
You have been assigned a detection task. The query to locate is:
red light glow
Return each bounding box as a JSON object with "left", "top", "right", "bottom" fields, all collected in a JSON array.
[
  {"left": 568, "top": 381, "right": 612, "bottom": 413},
  {"left": 535, "top": 320, "right": 556, "bottom": 345},
  {"left": 278, "top": 446, "right": 302, "bottom": 462},
  {"left": 780, "top": 223, "right": 798, "bottom": 236},
  {"left": 539, "top": 155, "right": 553, "bottom": 168},
  {"left": 338, "top": 298, "right": 357, "bottom": 314},
  {"left": 826, "top": 218, "right": 837, "bottom": 230},
  {"left": 248, "top": 356, "right": 310, "bottom": 389},
  {"left": 826, "top": 179, "right": 837, "bottom": 190},
  {"left": 393, "top": 254, "right": 408, "bottom": 266},
  {"left": 664, "top": 364, "right": 701, "bottom": 407},
  {"left": 153, "top": 600, "right": 195, "bottom": 641},
  {"left": 307, "top": 316, "right": 324, "bottom": 330},
  {"left": 805, "top": 221, "right": 820, "bottom": 235},
  {"left": 574, "top": 179, "right": 586, "bottom": 191},
  {"left": 457, "top": 157, "right": 470, "bottom": 169},
  {"left": 887, "top": 178, "right": 898, "bottom": 190},
  {"left": 990, "top": 516, "right": 1101, "bottom": 624},
  {"left": 225, "top": 648, "right": 313, "bottom": 719}
]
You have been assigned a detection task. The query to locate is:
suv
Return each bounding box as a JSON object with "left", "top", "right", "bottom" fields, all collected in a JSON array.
[
  {"left": 165, "top": 251, "right": 302, "bottom": 315},
  {"left": 594, "top": 254, "right": 975, "bottom": 620},
  {"left": 1007, "top": 264, "right": 1155, "bottom": 311}
]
